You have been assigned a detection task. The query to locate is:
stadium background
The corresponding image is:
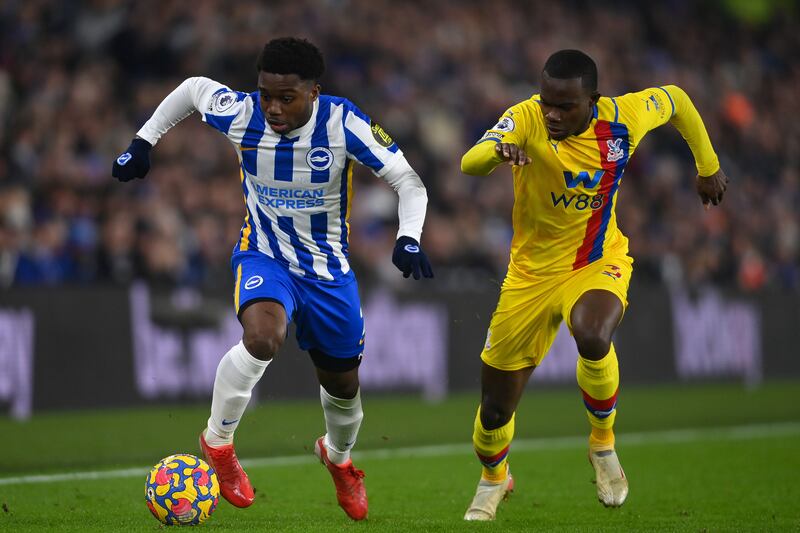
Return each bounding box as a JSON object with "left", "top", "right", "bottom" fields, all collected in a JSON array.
[{"left": 0, "top": 1, "right": 798, "bottom": 531}]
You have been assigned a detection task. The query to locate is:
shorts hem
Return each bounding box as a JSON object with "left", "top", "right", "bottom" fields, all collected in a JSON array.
[
  {"left": 237, "top": 297, "right": 287, "bottom": 320},
  {"left": 480, "top": 354, "right": 538, "bottom": 371},
  {"left": 309, "top": 349, "right": 363, "bottom": 372}
]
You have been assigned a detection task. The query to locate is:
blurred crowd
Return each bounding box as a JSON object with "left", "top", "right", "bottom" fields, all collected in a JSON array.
[{"left": 0, "top": 0, "right": 798, "bottom": 292}]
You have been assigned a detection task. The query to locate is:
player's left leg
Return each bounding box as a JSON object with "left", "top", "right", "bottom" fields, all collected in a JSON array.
[
  {"left": 569, "top": 288, "right": 628, "bottom": 507},
  {"left": 313, "top": 360, "right": 367, "bottom": 520},
  {"left": 314, "top": 360, "right": 363, "bottom": 464},
  {"left": 296, "top": 276, "right": 368, "bottom": 520}
]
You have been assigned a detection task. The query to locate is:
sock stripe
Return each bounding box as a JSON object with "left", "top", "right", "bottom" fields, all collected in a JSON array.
[
  {"left": 476, "top": 444, "right": 510, "bottom": 468},
  {"left": 581, "top": 388, "right": 618, "bottom": 418}
]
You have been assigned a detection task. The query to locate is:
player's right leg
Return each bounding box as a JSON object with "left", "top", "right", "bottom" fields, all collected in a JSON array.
[
  {"left": 465, "top": 269, "right": 560, "bottom": 521},
  {"left": 201, "top": 251, "right": 296, "bottom": 508},
  {"left": 465, "top": 363, "right": 534, "bottom": 521}
]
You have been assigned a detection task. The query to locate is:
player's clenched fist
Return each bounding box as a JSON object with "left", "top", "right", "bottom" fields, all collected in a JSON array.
[
  {"left": 392, "top": 236, "right": 434, "bottom": 280},
  {"left": 696, "top": 168, "right": 729, "bottom": 208},
  {"left": 495, "top": 143, "right": 532, "bottom": 166},
  {"left": 112, "top": 138, "right": 152, "bottom": 181}
]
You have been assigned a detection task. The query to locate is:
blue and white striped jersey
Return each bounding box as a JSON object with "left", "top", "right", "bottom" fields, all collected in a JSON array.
[{"left": 139, "top": 77, "right": 424, "bottom": 283}]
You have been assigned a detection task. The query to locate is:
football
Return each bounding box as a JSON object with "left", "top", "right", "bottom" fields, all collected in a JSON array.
[{"left": 145, "top": 454, "right": 220, "bottom": 526}]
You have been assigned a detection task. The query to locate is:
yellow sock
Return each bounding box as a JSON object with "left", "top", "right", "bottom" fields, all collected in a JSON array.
[
  {"left": 576, "top": 343, "right": 619, "bottom": 440},
  {"left": 590, "top": 427, "right": 615, "bottom": 450},
  {"left": 473, "top": 407, "right": 514, "bottom": 482}
]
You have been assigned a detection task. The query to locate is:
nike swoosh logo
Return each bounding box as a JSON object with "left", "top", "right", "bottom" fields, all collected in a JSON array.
[{"left": 221, "top": 419, "right": 239, "bottom": 426}]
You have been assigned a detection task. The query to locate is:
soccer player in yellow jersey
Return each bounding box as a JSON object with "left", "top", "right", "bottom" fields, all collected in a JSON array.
[{"left": 460, "top": 50, "right": 729, "bottom": 520}]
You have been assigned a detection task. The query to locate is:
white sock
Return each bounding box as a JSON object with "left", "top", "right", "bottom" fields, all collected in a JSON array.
[
  {"left": 320, "top": 386, "right": 364, "bottom": 464},
  {"left": 205, "top": 341, "right": 270, "bottom": 447}
]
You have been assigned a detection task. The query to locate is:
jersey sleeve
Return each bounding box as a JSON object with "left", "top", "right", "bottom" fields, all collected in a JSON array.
[
  {"left": 482, "top": 103, "right": 529, "bottom": 147},
  {"left": 342, "top": 100, "right": 403, "bottom": 176},
  {"left": 461, "top": 101, "right": 530, "bottom": 175},
  {"left": 136, "top": 77, "right": 248, "bottom": 145},
  {"left": 381, "top": 157, "right": 428, "bottom": 242},
  {"left": 615, "top": 87, "right": 674, "bottom": 139},
  {"left": 619, "top": 86, "right": 719, "bottom": 176},
  {"left": 199, "top": 83, "right": 250, "bottom": 137}
]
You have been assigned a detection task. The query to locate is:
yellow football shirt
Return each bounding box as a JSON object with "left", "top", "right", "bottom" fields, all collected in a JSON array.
[{"left": 462, "top": 85, "right": 719, "bottom": 276}]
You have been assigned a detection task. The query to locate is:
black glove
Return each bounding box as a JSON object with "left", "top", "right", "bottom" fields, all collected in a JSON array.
[
  {"left": 112, "top": 138, "right": 152, "bottom": 182},
  {"left": 392, "top": 236, "right": 434, "bottom": 280}
]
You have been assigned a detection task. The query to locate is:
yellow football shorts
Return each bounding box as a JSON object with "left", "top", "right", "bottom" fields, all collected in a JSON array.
[{"left": 481, "top": 254, "right": 634, "bottom": 371}]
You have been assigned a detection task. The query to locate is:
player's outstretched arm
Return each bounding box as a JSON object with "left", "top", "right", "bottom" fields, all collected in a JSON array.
[
  {"left": 112, "top": 77, "right": 228, "bottom": 182},
  {"left": 342, "top": 100, "right": 433, "bottom": 280},
  {"left": 696, "top": 168, "right": 729, "bottom": 208},
  {"left": 660, "top": 85, "right": 728, "bottom": 207},
  {"left": 461, "top": 141, "right": 531, "bottom": 176}
]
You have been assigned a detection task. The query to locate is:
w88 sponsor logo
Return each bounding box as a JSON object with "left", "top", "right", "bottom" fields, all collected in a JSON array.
[{"left": 550, "top": 192, "right": 605, "bottom": 211}]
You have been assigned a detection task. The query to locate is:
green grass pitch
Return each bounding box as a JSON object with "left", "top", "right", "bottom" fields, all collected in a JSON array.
[{"left": 2, "top": 381, "right": 799, "bottom": 531}]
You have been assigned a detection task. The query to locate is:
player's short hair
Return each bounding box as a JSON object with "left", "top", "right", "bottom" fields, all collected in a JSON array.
[
  {"left": 256, "top": 37, "right": 325, "bottom": 81},
  {"left": 543, "top": 50, "right": 598, "bottom": 92}
]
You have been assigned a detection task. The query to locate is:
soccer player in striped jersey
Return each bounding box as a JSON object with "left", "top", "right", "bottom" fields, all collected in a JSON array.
[
  {"left": 113, "top": 37, "right": 433, "bottom": 521},
  {"left": 460, "top": 50, "right": 728, "bottom": 520}
]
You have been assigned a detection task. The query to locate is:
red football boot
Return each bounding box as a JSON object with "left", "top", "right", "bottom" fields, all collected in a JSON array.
[
  {"left": 199, "top": 431, "right": 255, "bottom": 508},
  {"left": 314, "top": 436, "right": 368, "bottom": 520}
]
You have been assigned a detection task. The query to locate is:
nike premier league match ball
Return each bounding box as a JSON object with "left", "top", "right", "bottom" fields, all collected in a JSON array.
[{"left": 145, "top": 454, "right": 220, "bottom": 526}]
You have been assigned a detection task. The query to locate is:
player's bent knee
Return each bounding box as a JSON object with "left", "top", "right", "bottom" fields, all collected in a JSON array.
[
  {"left": 480, "top": 402, "right": 514, "bottom": 430},
  {"left": 572, "top": 331, "right": 611, "bottom": 361},
  {"left": 242, "top": 328, "right": 284, "bottom": 361},
  {"left": 316, "top": 363, "right": 360, "bottom": 399},
  {"left": 322, "top": 380, "right": 359, "bottom": 400}
]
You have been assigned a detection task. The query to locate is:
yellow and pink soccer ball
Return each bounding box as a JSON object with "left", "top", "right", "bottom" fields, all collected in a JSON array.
[{"left": 145, "top": 454, "right": 220, "bottom": 526}]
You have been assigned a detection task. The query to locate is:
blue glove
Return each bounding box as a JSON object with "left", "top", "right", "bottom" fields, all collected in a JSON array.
[
  {"left": 112, "top": 138, "right": 152, "bottom": 182},
  {"left": 392, "top": 236, "right": 434, "bottom": 280}
]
